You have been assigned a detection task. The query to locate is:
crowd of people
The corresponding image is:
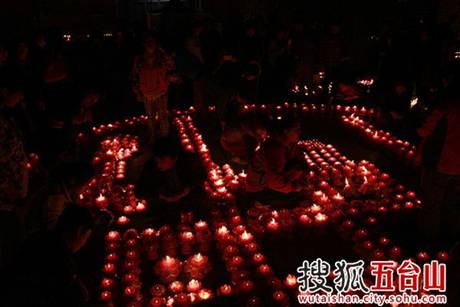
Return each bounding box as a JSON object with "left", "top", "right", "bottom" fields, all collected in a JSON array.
[{"left": 0, "top": 7, "right": 460, "bottom": 305}]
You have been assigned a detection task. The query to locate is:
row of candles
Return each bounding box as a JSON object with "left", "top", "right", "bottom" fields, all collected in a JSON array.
[
  {"left": 342, "top": 113, "right": 416, "bottom": 163},
  {"left": 173, "top": 114, "right": 295, "bottom": 306},
  {"left": 237, "top": 102, "right": 377, "bottom": 120},
  {"left": 102, "top": 223, "right": 216, "bottom": 306},
  {"left": 173, "top": 114, "right": 245, "bottom": 203}
]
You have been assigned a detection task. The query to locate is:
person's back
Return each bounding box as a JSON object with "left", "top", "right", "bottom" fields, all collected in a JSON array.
[{"left": 418, "top": 93, "right": 460, "bottom": 175}]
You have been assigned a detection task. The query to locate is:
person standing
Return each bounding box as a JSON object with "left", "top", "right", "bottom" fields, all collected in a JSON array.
[
  {"left": 132, "top": 35, "right": 175, "bottom": 141},
  {"left": 416, "top": 85, "right": 460, "bottom": 247}
]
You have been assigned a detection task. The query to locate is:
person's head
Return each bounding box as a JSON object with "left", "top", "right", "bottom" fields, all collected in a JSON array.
[
  {"left": 143, "top": 34, "right": 158, "bottom": 55},
  {"left": 269, "top": 115, "right": 301, "bottom": 144},
  {"left": 153, "top": 137, "right": 180, "bottom": 171},
  {"left": 55, "top": 204, "right": 94, "bottom": 253}
]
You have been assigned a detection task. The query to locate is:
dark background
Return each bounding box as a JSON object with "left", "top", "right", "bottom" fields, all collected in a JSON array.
[{"left": 1, "top": 0, "right": 459, "bottom": 36}]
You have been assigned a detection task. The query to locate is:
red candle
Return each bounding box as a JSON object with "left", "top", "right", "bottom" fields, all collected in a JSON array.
[
  {"left": 103, "top": 263, "right": 116, "bottom": 275},
  {"left": 95, "top": 193, "right": 108, "bottom": 208},
  {"left": 239, "top": 280, "right": 254, "bottom": 293},
  {"left": 186, "top": 279, "right": 202, "bottom": 292},
  {"left": 106, "top": 231, "right": 121, "bottom": 242},
  {"left": 266, "top": 218, "right": 280, "bottom": 232},
  {"left": 257, "top": 264, "right": 272, "bottom": 277},
  {"left": 101, "top": 278, "right": 115, "bottom": 289},
  {"left": 218, "top": 284, "right": 232, "bottom": 296},
  {"left": 197, "top": 289, "right": 213, "bottom": 302},
  {"left": 117, "top": 215, "right": 130, "bottom": 226},
  {"left": 150, "top": 297, "right": 166, "bottom": 307},
  {"left": 100, "top": 290, "right": 112, "bottom": 302},
  {"left": 284, "top": 274, "right": 297, "bottom": 289},
  {"left": 252, "top": 253, "right": 265, "bottom": 265},
  {"left": 169, "top": 281, "right": 184, "bottom": 293},
  {"left": 239, "top": 231, "right": 253, "bottom": 244}
]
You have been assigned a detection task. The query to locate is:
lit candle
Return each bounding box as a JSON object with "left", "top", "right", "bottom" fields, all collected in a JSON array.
[
  {"left": 284, "top": 274, "right": 297, "bottom": 289},
  {"left": 266, "top": 218, "right": 280, "bottom": 232},
  {"left": 95, "top": 193, "right": 108, "bottom": 208},
  {"left": 239, "top": 231, "right": 253, "bottom": 244},
  {"left": 169, "top": 281, "right": 184, "bottom": 293},
  {"left": 117, "top": 215, "right": 130, "bottom": 226},
  {"left": 197, "top": 289, "right": 213, "bottom": 302},
  {"left": 218, "top": 284, "right": 232, "bottom": 296},
  {"left": 186, "top": 279, "right": 202, "bottom": 292}
]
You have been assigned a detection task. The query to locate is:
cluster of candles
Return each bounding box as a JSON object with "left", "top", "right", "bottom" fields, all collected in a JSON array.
[
  {"left": 173, "top": 114, "right": 244, "bottom": 203},
  {"left": 101, "top": 229, "right": 144, "bottom": 306},
  {"left": 172, "top": 113, "right": 294, "bottom": 306},
  {"left": 235, "top": 101, "right": 377, "bottom": 123},
  {"left": 245, "top": 140, "right": 422, "bottom": 237},
  {"left": 342, "top": 113, "right": 416, "bottom": 162},
  {"left": 102, "top": 221, "right": 216, "bottom": 306},
  {"left": 90, "top": 115, "right": 149, "bottom": 137},
  {"left": 77, "top": 135, "right": 147, "bottom": 226},
  {"left": 87, "top": 105, "right": 446, "bottom": 305}
]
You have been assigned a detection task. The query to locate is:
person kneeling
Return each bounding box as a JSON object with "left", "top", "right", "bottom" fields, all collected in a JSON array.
[{"left": 245, "top": 116, "right": 306, "bottom": 207}]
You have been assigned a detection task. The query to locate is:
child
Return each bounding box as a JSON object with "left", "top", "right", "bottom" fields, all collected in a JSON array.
[
  {"left": 246, "top": 116, "right": 306, "bottom": 207},
  {"left": 131, "top": 35, "right": 175, "bottom": 141},
  {"left": 136, "top": 137, "right": 206, "bottom": 222}
]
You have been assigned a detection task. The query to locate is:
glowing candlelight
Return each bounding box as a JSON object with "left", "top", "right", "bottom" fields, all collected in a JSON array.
[
  {"left": 169, "top": 281, "right": 184, "bottom": 293},
  {"left": 239, "top": 231, "right": 253, "bottom": 244},
  {"left": 186, "top": 279, "right": 202, "bottom": 292},
  {"left": 284, "top": 274, "right": 298, "bottom": 288},
  {"left": 197, "top": 289, "right": 213, "bottom": 301}
]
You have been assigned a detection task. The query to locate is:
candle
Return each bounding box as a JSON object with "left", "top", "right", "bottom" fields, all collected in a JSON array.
[
  {"left": 239, "top": 280, "right": 254, "bottom": 293},
  {"left": 284, "top": 274, "right": 297, "bottom": 289},
  {"left": 154, "top": 256, "right": 181, "bottom": 283},
  {"left": 95, "top": 193, "right": 108, "bottom": 208},
  {"left": 100, "top": 291, "right": 112, "bottom": 302},
  {"left": 184, "top": 253, "right": 211, "bottom": 280},
  {"left": 149, "top": 297, "right": 166, "bottom": 307},
  {"left": 105, "top": 253, "right": 119, "bottom": 266},
  {"left": 266, "top": 218, "right": 280, "bottom": 232},
  {"left": 218, "top": 284, "right": 232, "bottom": 296},
  {"left": 239, "top": 231, "right": 253, "bottom": 244},
  {"left": 101, "top": 278, "right": 115, "bottom": 289},
  {"left": 105, "top": 231, "right": 121, "bottom": 242},
  {"left": 197, "top": 289, "right": 213, "bottom": 302},
  {"left": 314, "top": 213, "right": 328, "bottom": 225},
  {"left": 186, "top": 279, "right": 202, "bottom": 292},
  {"left": 103, "top": 263, "right": 116, "bottom": 275},
  {"left": 117, "top": 215, "right": 130, "bottom": 226},
  {"left": 169, "top": 281, "right": 184, "bottom": 293},
  {"left": 135, "top": 201, "right": 146, "bottom": 212},
  {"left": 150, "top": 284, "right": 166, "bottom": 297},
  {"left": 257, "top": 264, "right": 272, "bottom": 277},
  {"left": 179, "top": 231, "right": 195, "bottom": 255},
  {"left": 252, "top": 253, "right": 265, "bottom": 265}
]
